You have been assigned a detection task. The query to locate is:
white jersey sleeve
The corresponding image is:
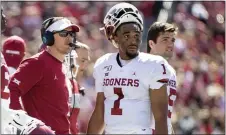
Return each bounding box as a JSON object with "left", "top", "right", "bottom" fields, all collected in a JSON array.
[
  {"left": 93, "top": 53, "right": 112, "bottom": 93},
  {"left": 149, "top": 58, "right": 178, "bottom": 134},
  {"left": 148, "top": 56, "right": 171, "bottom": 90}
]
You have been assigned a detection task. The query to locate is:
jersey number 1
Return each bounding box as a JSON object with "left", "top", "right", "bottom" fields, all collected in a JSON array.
[
  {"left": 111, "top": 87, "right": 124, "bottom": 115},
  {"left": 161, "top": 64, "right": 166, "bottom": 74}
]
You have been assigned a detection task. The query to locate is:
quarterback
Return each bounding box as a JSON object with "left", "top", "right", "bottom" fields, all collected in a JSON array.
[{"left": 87, "top": 2, "right": 170, "bottom": 134}]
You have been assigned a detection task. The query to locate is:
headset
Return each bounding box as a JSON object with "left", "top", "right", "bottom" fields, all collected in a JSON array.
[{"left": 41, "top": 17, "right": 57, "bottom": 46}]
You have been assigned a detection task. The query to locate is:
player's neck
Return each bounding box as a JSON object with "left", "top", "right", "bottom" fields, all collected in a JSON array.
[
  {"left": 46, "top": 47, "right": 65, "bottom": 62},
  {"left": 118, "top": 52, "right": 137, "bottom": 60},
  {"left": 119, "top": 54, "right": 130, "bottom": 60}
]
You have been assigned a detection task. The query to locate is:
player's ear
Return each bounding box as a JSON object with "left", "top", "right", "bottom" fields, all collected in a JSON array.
[{"left": 148, "top": 40, "right": 155, "bottom": 50}]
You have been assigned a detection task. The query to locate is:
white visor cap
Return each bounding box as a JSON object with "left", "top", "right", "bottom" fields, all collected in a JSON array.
[{"left": 46, "top": 18, "right": 80, "bottom": 32}]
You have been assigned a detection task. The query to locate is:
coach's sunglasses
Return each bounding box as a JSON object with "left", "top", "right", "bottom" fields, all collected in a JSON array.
[{"left": 54, "top": 30, "right": 76, "bottom": 37}]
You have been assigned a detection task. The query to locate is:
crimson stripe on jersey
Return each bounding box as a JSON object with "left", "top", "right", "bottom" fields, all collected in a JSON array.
[{"left": 157, "top": 79, "right": 169, "bottom": 83}]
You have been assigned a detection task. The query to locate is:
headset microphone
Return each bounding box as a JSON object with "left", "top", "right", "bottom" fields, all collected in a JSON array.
[
  {"left": 68, "top": 35, "right": 78, "bottom": 118},
  {"left": 69, "top": 33, "right": 80, "bottom": 49},
  {"left": 69, "top": 43, "right": 80, "bottom": 49},
  {"left": 68, "top": 35, "right": 80, "bottom": 79}
]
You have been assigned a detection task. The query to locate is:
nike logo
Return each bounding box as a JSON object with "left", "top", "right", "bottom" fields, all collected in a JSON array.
[{"left": 54, "top": 75, "right": 58, "bottom": 80}]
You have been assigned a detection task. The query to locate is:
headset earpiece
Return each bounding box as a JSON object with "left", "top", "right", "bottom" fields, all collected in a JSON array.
[
  {"left": 41, "top": 18, "right": 55, "bottom": 46},
  {"left": 42, "top": 31, "right": 54, "bottom": 46}
]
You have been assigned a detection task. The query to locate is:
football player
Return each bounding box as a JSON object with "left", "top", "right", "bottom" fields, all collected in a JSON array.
[
  {"left": 87, "top": 2, "right": 170, "bottom": 134},
  {"left": 147, "top": 22, "right": 178, "bottom": 134}
]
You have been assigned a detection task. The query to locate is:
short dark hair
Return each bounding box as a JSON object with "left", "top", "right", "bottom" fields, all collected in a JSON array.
[
  {"left": 147, "top": 22, "right": 178, "bottom": 53},
  {"left": 40, "top": 17, "right": 64, "bottom": 37}
]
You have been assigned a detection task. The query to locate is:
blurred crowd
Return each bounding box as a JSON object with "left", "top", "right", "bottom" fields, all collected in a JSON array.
[{"left": 1, "top": 1, "right": 225, "bottom": 134}]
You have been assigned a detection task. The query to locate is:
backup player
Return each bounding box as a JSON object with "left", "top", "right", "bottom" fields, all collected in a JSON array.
[
  {"left": 147, "top": 22, "right": 178, "bottom": 134},
  {"left": 87, "top": 3, "right": 170, "bottom": 134}
]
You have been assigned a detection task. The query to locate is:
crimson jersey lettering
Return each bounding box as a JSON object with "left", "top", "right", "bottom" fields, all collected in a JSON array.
[{"left": 103, "top": 78, "right": 139, "bottom": 87}]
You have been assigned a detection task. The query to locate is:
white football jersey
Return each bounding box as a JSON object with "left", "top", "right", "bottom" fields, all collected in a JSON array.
[
  {"left": 93, "top": 52, "right": 171, "bottom": 134},
  {"left": 150, "top": 62, "right": 177, "bottom": 134}
]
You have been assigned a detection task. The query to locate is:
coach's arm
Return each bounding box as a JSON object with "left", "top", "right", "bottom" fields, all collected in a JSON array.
[{"left": 9, "top": 59, "right": 43, "bottom": 110}]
